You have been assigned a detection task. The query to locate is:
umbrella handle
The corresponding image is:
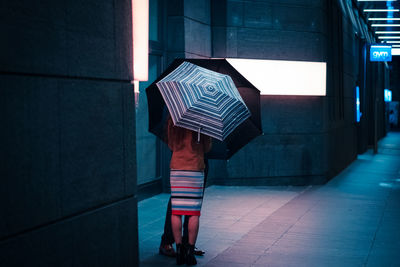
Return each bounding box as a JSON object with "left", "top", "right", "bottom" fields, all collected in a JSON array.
[{"left": 197, "top": 127, "right": 201, "bottom": 143}]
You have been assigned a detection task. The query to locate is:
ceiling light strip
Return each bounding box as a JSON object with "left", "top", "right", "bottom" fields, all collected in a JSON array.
[
  {"left": 364, "top": 9, "right": 400, "bottom": 12},
  {"left": 392, "top": 48, "right": 400, "bottom": 55},
  {"left": 369, "top": 18, "right": 400, "bottom": 21},
  {"left": 379, "top": 36, "right": 400, "bottom": 39},
  {"left": 376, "top": 31, "right": 400, "bottom": 33},
  {"left": 372, "top": 24, "right": 400, "bottom": 26}
]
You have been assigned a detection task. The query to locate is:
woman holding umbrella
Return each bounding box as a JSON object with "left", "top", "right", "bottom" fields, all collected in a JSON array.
[
  {"left": 167, "top": 117, "right": 212, "bottom": 265},
  {"left": 146, "top": 60, "right": 261, "bottom": 264}
]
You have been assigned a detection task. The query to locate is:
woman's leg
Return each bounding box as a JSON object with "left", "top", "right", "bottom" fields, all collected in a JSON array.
[
  {"left": 172, "top": 214, "right": 186, "bottom": 265},
  {"left": 171, "top": 214, "right": 183, "bottom": 244},
  {"left": 185, "top": 215, "right": 199, "bottom": 265},
  {"left": 187, "top": 215, "right": 199, "bottom": 245}
]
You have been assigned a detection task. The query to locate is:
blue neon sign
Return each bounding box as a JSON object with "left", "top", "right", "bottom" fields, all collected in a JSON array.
[
  {"left": 370, "top": 45, "right": 392, "bottom": 62},
  {"left": 384, "top": 89, "right": 392, "bottom": 102},
  {"left": 356, "top": 86, "right": 362, "bottom": 123}
]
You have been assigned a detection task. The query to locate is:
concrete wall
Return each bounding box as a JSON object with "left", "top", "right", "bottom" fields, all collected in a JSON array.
[
  {"left": 212, "top": 0, "right": 327, "bottom": 60},
  {"left": 388, "top": 58, "right": 399, "bottom": 131},
  {"left": 167, "top": 0, "right": 212, "bottom": 62},
  {"left": 0, "top": 1, "right": 138, "bottom": 266},
  {"left": 391, "top": 58, "right": 400, "bottom": 102},
  {"left": 324, "top": 0, "right": 358, "bottom": 177},
  {"left": 209, "top": 0, "right": 331, "bottom": 185},
  {"left": 207, "top": 0, "right": 386, "bottom": 185}
]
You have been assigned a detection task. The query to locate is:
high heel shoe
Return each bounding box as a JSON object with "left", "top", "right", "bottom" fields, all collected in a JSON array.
[
  {"left": 175, "top": 243, "right": 186, "bottom": 265},
  {"left": 185, "top": 244, "right": 197, "bottom": 266}
]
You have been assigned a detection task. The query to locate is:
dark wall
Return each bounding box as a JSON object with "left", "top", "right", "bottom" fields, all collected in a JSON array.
[
  {"left": 389, "top": 57, "right": 400, "bottom": 130},
  {"left": 212, "top": 0, "right": 327, "bottom": 61},
  {"left": 209, "top": 0, "right": 333, "bottom": 185},
  {"left": 390, "top": 57, "right": 400, "bottom": 102},
  {"left": 167, "top": 0, "right": 211, "bottom": 62},
  {"left": 207, "top": 0, "right": 385, "bottom": 185},
  {"left": 0, "top": 1, "right": 138, "bottom": 266},
  {"left": 326, "top": 0, "right": 358, "bottom": 177}
]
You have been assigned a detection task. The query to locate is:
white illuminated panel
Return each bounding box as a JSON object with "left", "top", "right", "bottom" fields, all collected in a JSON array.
[
  {"left": 226, "top": 58, "right": 326, "bottom": 96},
  {"left": 392, "top": 48, "right": 400, "bottom": 55},
  {"left": 132, "top": 0, "right": 149, "bottom": 81}
]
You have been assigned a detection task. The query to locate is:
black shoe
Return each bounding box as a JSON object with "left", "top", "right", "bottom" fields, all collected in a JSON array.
[
  {"left": 159, "top": 244, "right": 176, "bottom": 257},
  {"left": 194, "top": 247, "right": 205, "bottom": 256},
  {"left": 185, "top": 244, "right": 197, "bottom": 266},
  {"left": 176, "top": 243, "right": 186, "bottom": 265}
]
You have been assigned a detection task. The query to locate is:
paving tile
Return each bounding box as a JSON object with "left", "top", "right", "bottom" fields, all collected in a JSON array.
[
  {"left": 279, "top": 232, "right": 373, "bottom": 251},
  {"left": 366, "top": 257, "right": 400, "bottom": 267},
  {"left": 269, "top": 242, "right": 369, "bottom": 258},
  {"left": 223, "top": 245, "right": 267, "bottom": 255},
  {"left": 211, "top": 253, "right": 260, "bottom": 264},
  {"left": 205, "top": 261, "right": 252, "bottom": 267},
  {"left": 254, "top": 252, "right": 364, "bottom": 267}
]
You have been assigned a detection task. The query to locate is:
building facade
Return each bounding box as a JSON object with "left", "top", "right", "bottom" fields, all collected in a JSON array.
[{"left": 1, "top": 0, "right": 393, "bottom": 266}]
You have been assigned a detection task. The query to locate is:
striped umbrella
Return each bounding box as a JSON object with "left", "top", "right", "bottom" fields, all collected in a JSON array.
[
  {"left": 146, "top": 58, "right": 262, "bottom": 159},
  {"left": 156, "top": 61, "right": 251, "bottom": 141}
]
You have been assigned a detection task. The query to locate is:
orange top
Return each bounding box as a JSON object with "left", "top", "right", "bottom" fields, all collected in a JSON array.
[{"left": 167, "top": 118, "right": 212, "bottom": 171}]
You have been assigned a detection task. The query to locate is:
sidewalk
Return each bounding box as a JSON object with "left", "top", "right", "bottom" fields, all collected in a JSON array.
[{"left": 139, "top": 132, "right": 400, "bottom": 267}]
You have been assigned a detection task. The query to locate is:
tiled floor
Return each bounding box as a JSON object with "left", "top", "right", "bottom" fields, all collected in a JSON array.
[
  {"left": 138, "top": 186, "right": 305, "bottom": 266},
  {"left": 139, "top": 132, "right": 400, "bottom": 267}
]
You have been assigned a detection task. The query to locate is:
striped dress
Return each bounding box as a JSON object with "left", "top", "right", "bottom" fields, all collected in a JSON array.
[{"left": 170, "top": 170, "right": 204, "bottom": 216}]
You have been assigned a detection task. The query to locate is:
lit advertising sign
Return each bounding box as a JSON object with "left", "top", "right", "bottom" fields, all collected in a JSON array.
[
  {"left": 356, "top": 86, "right": 362, "bottom": 123},
  {"left": 226, "top": 58, "right": 326, "bottom": 96},
  {"left": 370, "top": 45, "right": 392, "bottom": 62},
  {"left": 384, "top": 89, "right": 392, "bottom": 102}
]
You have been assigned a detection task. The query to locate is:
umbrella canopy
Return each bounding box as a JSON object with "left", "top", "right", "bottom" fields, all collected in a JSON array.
[
  {"left": 156, "top": 61, "right": 250, "bottom": 141},
  {"left": 146, "top": 58, "right": 262, "bottom": 159}
]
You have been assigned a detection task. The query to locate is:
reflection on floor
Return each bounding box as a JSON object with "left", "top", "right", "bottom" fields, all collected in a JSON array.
[{"left": 139, "top": 132, "right": 400, "bottom": 267}]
